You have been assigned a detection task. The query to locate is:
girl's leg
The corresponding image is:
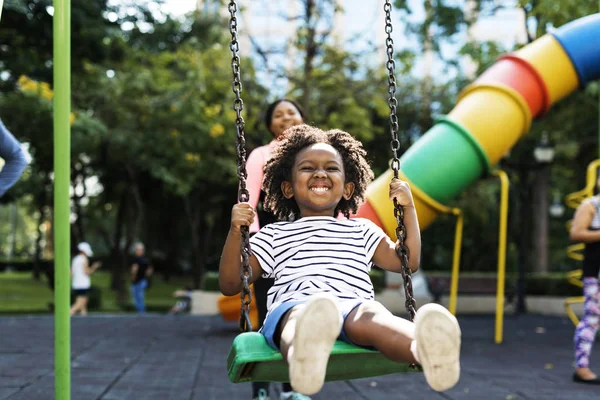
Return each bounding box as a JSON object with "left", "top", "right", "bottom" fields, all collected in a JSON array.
[
  {"left": 70, "top": 296, "right": 82, "bottom": 316},
  {"left": 344, "top": 301, "right": 460, "bottom": 392},
  {"left": 343, "top": 301, "right": 417, "bottom": 363},
  {"left": 80, "top": 296, "right": 89, "bottom": 316},
  {"left": 130, "top": 284, "right": 138, "bottom": 311},
  {"left": 277, "top": 295, "right": 341, "bottom": 396},
  {"left": 138, "top": 280, "right": 148, "bottom": 312},
  {"left": 574, "top": 277, "right": 600, "bottom": 379}
]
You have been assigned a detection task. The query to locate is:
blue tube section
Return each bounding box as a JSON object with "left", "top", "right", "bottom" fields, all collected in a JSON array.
[{"left": 551, "top": 13, "right": 600, "bottom": 86}]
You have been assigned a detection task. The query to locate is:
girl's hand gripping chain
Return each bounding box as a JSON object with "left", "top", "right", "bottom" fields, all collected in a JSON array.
[
  {"left": 389, "top": 178, "right": 415, "bottom": 208},
  {"left": 231, "top": 203, "right": 256, "bottom": 233}
]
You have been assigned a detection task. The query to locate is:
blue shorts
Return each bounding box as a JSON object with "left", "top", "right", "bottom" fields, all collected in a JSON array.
[{"left": 261, "top": 298, "right": 372, "bottom": 350}]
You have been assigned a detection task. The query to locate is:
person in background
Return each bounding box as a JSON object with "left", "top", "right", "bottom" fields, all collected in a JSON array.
[
  {"left": 246, "top": 99, "right": 310, "bottom": 400},
  {"left": 130, "top": 242, "right": 153, "bottom": 313},
  {"left": 70, "top": 242, "right": 101, "bottom": 316},
  {"left": 0, "top": 119, "right": 28, "bottom": 198},
  {"left": 570, "top": 173, "right": 600, "bottom": 384}
]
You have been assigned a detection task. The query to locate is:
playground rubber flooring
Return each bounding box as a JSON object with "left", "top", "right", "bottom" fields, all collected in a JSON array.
[{"left": 0, "top": 313, "right": 598, "bottom": 400}]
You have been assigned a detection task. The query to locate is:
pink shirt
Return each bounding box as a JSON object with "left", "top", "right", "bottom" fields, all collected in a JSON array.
[{"left": 246, "top": 141, "right": 278, "bottom": 233}]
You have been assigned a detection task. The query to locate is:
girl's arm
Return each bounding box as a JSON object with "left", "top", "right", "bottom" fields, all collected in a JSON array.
[
  {"left": 372, "top": 179, "right": 421, "bottom": 272},
  {"left": 219, "top": 203, "right": 263, "bottom": 296},
  {"left": 570, "top": 199, "right": 600, "bottom": 243}
]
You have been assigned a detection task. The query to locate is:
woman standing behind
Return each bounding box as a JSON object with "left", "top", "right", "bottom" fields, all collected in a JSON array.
[
  {"left": 570, "top": 173, "right": 600, "bottom": 384},
  {"left": 246, "top": 99, "right": 310, "bottom": 400},
  {"left": 70, "top": 242, "right": 101, "bottom": 316}
]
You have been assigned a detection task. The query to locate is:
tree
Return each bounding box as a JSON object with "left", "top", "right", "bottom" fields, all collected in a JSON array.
[
  {"left": 517, "top": 0, "right": 598, "bottom": 40},
  {"left": 0, "top": 0, "right": 123, "bottom": 90}
]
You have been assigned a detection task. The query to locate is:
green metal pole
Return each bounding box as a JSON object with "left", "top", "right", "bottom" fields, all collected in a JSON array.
[{"left": 54, "top": 0, "right": 70, "bottom": 399}]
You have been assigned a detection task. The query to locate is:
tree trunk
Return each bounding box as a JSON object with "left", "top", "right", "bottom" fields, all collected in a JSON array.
[
  {"left": 32, "top": 205, "right": 45, "bottom": 280},
  {"left": 184, "top": 197, "right": 204, "bottom": 289},
  {"left": 532, "top": 165, "right": 550, "bottom": 273},
  {"left": 421, "top": 0, "right": 434, "bottom": 128},
  {"left": 191, "top": 228, "right": 204, "bottom": 290},
  {"left": 110, "top": 191, "right": 128, "bottom": 294},
  {"left": 119, "top": 186, "right": 141, "bottom": 303},
  {"left": 302, "top": 0, "right": 316, "bottom": 115},
  {"left": 516, "top": 171, "right": 531, "bottom": 313},
  {"left": 73, "top": 167, "right": 88, "bottom": 243}
]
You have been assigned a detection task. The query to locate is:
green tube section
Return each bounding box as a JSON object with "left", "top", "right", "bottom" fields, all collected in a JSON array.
[
  {"left": 401, "top": 117, "right": 491, "bottom": 204},
  {"left": 54, "top": 0, "right": 71, "bottom": 399}
]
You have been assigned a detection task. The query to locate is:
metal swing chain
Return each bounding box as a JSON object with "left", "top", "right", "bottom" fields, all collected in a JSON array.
[
  {"left": 384, "top": 0, "right": 417, "bottom": 323},
  {"left": 228, "top": 0, "right": 253, "bottom": 333}
]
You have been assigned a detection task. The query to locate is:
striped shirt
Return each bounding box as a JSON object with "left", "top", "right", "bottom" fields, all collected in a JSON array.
[{"left": 250, "top": 216, "right": 387, "bottom": 315}]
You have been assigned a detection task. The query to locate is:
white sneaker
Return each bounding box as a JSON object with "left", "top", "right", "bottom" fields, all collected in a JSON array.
[
  {"left": 288, "top": 295, "right": 342, "bottom": 395},
  {"left": 414, "top": 303, "right": 461, "bottom": 392}
]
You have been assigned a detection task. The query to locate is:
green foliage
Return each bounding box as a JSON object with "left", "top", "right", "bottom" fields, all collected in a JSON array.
[
  {"left": 525, "top": 273, "right": 581, "bottom": 297},
  {"left": 369, "top": 268, "right": 386, "bottom": 294},
  {"left": 517, "top": 0, "right": 599, "bottom": 39},
  {"left": 0, "top": 271, "right": 192, "bottom": 314},
  {"left": 1, "top": 0, "right": 599, "bottom": 293},
  {"left": 0, "top": 271, "right": 53, "bottom": 313},
  {"left": 201, "top": 271, "right": 221, "bottom": 292},
  {"left": 0, "top": 0, "right": 121, "bottom": 90}
]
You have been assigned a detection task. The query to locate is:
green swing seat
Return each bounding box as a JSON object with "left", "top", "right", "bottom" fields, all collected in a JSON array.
[{"left": 227, "top": 332, "right": 417, "bottom": 383}]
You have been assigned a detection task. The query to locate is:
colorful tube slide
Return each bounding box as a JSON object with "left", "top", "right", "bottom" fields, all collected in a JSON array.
[{"left": 356, "top": 13, "right": 600, "bottom": 237}]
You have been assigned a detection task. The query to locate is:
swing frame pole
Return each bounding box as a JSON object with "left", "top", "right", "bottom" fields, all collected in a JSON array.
[{"left": 54, "top": 0, "right": 71, "bottom": 398}]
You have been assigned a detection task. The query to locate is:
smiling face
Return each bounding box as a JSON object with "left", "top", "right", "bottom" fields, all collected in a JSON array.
[
  {"left": 281, "top": 143, "right": 355, "bottom": 217},
  {"left": 269, "top": 101, "right": 304, "bottom": 138}
]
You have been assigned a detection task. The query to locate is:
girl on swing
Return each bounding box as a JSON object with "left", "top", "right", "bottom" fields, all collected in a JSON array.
[{"left": 219, "top": 124, "right": 461, "bottom": 395}]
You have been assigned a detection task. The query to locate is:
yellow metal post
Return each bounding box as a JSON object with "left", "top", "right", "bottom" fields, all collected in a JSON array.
[
  {"left": 493, "top": 170, "right": 509, "bottom": 344},
  {"left": 448, "top": 209, "right": 463, "bottom": 316}
]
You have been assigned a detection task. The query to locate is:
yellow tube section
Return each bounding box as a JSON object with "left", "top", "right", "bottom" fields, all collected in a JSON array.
[
  {"left": 513, "top": 34, "right": 580, "bottom": 105},
  {"left": 449, "top": 84, "right": 532, "bottom": 166},
  {"left": 366, "top": 169, "right": 456, "bottom": 236}
]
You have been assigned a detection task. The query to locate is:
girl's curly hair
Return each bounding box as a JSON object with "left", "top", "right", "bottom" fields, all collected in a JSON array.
[{"left": 262, "top": 124, "right": 374, "bottom": 220}]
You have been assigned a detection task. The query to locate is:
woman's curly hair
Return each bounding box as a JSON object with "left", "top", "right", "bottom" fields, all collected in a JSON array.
[{"left": 262, "top": 124, "right": 374, "bottom": 220}]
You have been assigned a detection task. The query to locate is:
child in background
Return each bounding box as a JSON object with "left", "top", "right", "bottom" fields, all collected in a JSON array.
[{"left": 168, "top": 287, "right": 193, "bottom": 315}]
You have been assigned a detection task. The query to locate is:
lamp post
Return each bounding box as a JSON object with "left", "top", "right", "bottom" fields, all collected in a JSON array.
[
  {"left": 549, "top": 191, "right": 566, "bottom": 218},
  {"left": 533, "top": 133, "right": 555, "bottom": 164},
  {"left": 515, "top": 133, "right": 555, "bottom": 314},
  {"left": 532, "top": 133, "right": 555, "bottom": 274}
]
